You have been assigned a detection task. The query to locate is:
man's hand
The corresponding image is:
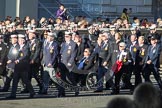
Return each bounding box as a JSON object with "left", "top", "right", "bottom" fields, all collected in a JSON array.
[
  {"left": 139, "top": 62, "right": 143, "bottom": 65},
  {"left": 146, "top": 60, "right": 152, "bottom": 64},
  {"left": 64, "top": 8, "right": 67, "bottom": 12},
  {"left": 47, "top": 63, "right": 52, "bottom": 67},
  {"left": 103, "top": 62, "right": 107, "bottom": 66},
  {"left": 15, "top": 60, "right": 19, "bottom": 64},
  {"left": 30, "top": 60, "right": 34, "bottom": 64},
  {"left": 7, "top": 60, "right": 12, "bottom": 64},
  {"left": 67, "top": 63, "right": 72, "bottom": 67},
  {"left": 0, "top": 63, "right": 2, "bottom": 65}
]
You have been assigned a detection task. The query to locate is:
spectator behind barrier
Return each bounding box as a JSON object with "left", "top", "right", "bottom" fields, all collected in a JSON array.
[
  {"left": 133, "top": 82, "right": 161, "bottom": 108},
  {"left": 107, "top": 96, "right": 135, "bottom": 108}
]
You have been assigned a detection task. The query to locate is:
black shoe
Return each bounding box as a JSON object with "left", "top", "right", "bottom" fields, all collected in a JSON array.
[
  {"left": 75, "top": 91, "right": 79, "bottom": 96},
  {"left": 38, "top": 90, "right": 43, "bottom": 94},
  {"left": 6, "top": 95, "right": 16, "bottom": 99},
  {"left": 40, "top": 90, "right": 47, "bottom": 95},
  {"left": 0, "top": 89, "right": 8, "bottom": 92},
  {"left": 57, "top": 93, "right": 65, "bottom": 97},
  {"left": 20, "top": 89, "right": 29, "bottom": 93},
  {"left": 111, "top": 90, "right": 119, "bottom": 95},
  {"left": 104, "top": 87, "right": 112, "bottom": 90},
  {"left": 29, "top": 93, "right": 35, "bottom": 98},
  {"left": 121, "top": 84, "right": 134, "bottom": 89},
  {"left": 94, "top": 90, "right": 103, "bottom": 92}
]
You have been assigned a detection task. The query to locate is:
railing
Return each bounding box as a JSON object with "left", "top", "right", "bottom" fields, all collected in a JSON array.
[
  {"left": 15, "top": 28, "right": 162, "bottom": 35},
  {"left": 60, "top": 0, "right": 78, "bottom": 4}
]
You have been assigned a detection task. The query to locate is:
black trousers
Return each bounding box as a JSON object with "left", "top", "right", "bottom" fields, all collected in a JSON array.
[
  {"left": 114, "top": 65, "right": 128, "bottom": 92},
  {"left": 10, "top": 64, "right": 34, "bottom": 97},
  {"left": 3, "top": 68, "right": 14, "bottom": 91},
  {"left": 121, "top": 64, "right": 133, "bottom": 87},
  {"left": 143, "top": 64, "right": 162, "bottom": 89},
  {"left": 29, "top": 63, "right": 43, "bottom": 89},
  {"left": 58, "top": 63, "right": 78, "bottom": 95},
  {"left": 134, "top": 64, "right": 143, "bottom": 87}
]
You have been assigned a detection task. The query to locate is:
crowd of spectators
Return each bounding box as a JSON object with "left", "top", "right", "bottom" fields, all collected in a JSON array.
[{"left": 1, "top": 12, "right": 162, "bottom": 32}]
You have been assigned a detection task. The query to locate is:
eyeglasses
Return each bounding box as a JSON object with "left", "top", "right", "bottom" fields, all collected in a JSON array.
[
  {"left": 119, "top": 46, "right": 124, "bottom": 47},
  {"left": 65, "top": 35, "right": 70, "bottom": 37},
  {"left": 84, "top": 50, "right": 88, "bottom": 52}
]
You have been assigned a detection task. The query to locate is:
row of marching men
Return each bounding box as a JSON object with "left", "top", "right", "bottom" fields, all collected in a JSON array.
[
  {"left": 92, "top": 30, "right": 162, "bottom": 94},
  {"left": 0, "top": 29, "right": 161, "bottom": 98},
  {"left": 0, "top": 29, "right": 92, "bottom": 98}
]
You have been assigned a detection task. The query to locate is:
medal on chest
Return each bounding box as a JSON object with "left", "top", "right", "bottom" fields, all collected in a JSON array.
[
  {"left": 20, "top": 52, "right": 23, "bottom": 57},
  {"left": 133, "top": 47, "right": 137, "bottom": 52},
  {"left": 50, "top": 46, "right": 54, "bottom": 54},
  {"left": 67, "top": 45, "right": 71, "bottom": 54}
]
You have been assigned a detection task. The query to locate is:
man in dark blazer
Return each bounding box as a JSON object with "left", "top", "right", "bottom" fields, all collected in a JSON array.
[
  {"left": 74, "top": 33, "right": 89, "bottom": 61},
  {"left": 59, "top": 31, "right": 78, "bottom": 97},
  {"left": 121, "top": 34, "right": 137, "bottom": 89},
  {"left": 0, "top": 34, "right": 19, "bottom": 92},
  {"left": 143, "top": 36, "right": 162, "bottom": 89},
  {"left": 6, "top": 34, "right": 35, "bottom": 99},
  {"left": 111, "top": 42, "right": 133, "bottom": 94},
  {"left": 73, "top": 48, "right": 96, "bottom": 86},
  {"left": 134, "top": 36, "right": 148, "bottom": 87},
  {"left": 27, "top": 30, "right": 43, "bottom": 94},
  {"left": 0, "top": 34, "right": 8, "bottom": 87},
  {"left": 41, "top": 32, "right": 58, "bottom": 94},
  {"left": 93, "top": 32, "right": 113, "bottom": 92},
  {"left": 77, "top": 48, "right": 95, "bottom": 70}
]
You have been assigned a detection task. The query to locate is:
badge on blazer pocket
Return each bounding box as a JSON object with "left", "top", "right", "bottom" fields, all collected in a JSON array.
[
  {"left": 0, "top": 47, "right": 2, "bottom": 51},
  {"left": 20, "top": 52, "right": 23, "bottom": 57},
  {"left": 141, "top": 51, "right": 144, "bottom": 56},
  {"left": 50, "top": 48, "right": 54, "bottom": 54},
  {"left": 104, "top": 46, "right": 108, "bottom": 51},
  {"left": 141, "top": 48, "right": 145, "bottom": 56},
  {"left": 68, "top": 46, "right": 72, "bottom": 49},
  {"left": 31, "top": 47, "right": 35, "bottom": 51},
  {"left": 123, "top": 56, "right": 127, "bottom": 62},
  {"left": 133, "top": 48, "right": 137, "bottom": 52},
  {"left": 67, "top": 49, "right": 71, "bottom": 54},
  {"left": 50, "top": 46, "right": 54, "bottom": 54},
  {"left": 31, "top": 46, "right": 35, "bottom": 51},
  {"left": 153, "top": 49, "right": 156, "bottom": 53}
]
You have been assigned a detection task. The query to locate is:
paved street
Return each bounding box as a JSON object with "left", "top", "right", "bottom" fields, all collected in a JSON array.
[
  {"left": 0, "top": 66, "right": 161, "bottom": 108},
  {"left": 0, "top": 79, "right": 134, "bottom": 108}
]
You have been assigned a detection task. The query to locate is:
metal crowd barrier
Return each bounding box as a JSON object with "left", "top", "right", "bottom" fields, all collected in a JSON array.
[{"left": 16, "top": 28, "right": 162, "bottom": 34}]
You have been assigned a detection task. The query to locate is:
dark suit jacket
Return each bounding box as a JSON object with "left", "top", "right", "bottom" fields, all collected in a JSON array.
[
  {"left": 0, "top": 42, "right": 7, "bottom": 74},
  {"left": 28, "top": 39, "right": 41, "bottom": 63},
  {"left": 43, "top": 41, "right": 58, "bottom": 67},
  {"left": 15, "top": 44, "right": 30, "bottom": 71},
  {"left": 121, "top": 49, "right": 133, "bottom": 66},
  {"left": 7, "top": 43, "right": 20, "bottom": 69},
  {"left": 135, "top": 44, "right": 148, "bottom": 65},
  {"left": 110, "top": 41, "right": 120, "bottom": 67},
  {"left": 77, "top": 55, "right": 96, "bottom": 70},
  {"left": 75, "top": 42, "right": 87, "bottom": 61},
  {"left": 94, "top": 41, "right": 112, "bottom": 66},
  {"left": 60, "top": 40, "right": 77, "bottom": 71},
  {"left": 127, "top": 41, "right": 138, "bottom": 63},
  {"left": 145, "top": 44, "right": 161, "bottom": 67},
  {"left": 17, "top": 45, "right": 30, "bottom": 63}
]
